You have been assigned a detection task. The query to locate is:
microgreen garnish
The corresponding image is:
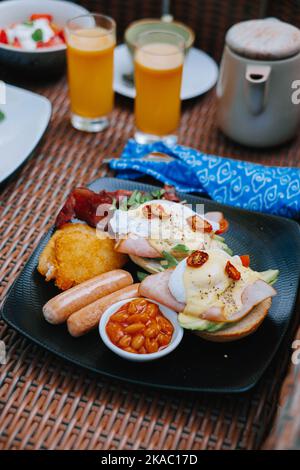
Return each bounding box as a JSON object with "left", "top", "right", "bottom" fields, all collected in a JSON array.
[
  {"left": 137, "top": 271, "right": 149, "bottom": 282},
  {"left": 151, "top": 188, "right": 165, "bottom": 199},
  {"left": 172, "top": 244, "right": 190, "bottom": 255},
  {"left": 23, "top": 21, "right": 34, "bottom": 27},
  {"left": 0, "top": 110, "right": 5, "bottom": 122},
  {"left": 120, "top": 189, "right": 166, "bottom": 210},
  {"left": 161, "top": 251, "right": 178, "bottom": 268},
  {"left": 32, "top": 28, "right": 43, "bottom": 42},
  {"left": 127, "top": 190, "right": 140, "bottom": 207}
]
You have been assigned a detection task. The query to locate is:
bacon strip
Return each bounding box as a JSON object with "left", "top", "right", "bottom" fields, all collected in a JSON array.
[
  {"left": 55, "top": 186, "right": 179, "bottom": 229},
  {"left": 55, "top": 188, "right": 132, "bottom": 228}
]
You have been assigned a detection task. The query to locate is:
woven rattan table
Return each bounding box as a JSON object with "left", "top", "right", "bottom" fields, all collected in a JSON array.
[{"left": 0, "top": 0, "right": 300, "bottom": 451}]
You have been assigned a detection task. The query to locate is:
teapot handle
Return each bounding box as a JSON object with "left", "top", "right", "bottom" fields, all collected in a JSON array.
[{"left": 245, "top": 65, "right": 271, "bottom": 115}]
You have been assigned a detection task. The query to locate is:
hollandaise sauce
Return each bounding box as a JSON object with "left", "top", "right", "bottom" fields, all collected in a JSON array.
[{"left": 183, "top": 250, "right": 261, "bottom": 319}]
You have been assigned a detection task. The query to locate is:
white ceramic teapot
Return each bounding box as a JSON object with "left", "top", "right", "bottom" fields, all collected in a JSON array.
[{"left": 217, "top": 18, "right": 300, "bottom": 147}]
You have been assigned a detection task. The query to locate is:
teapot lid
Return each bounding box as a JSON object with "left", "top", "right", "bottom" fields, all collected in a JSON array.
[{"left": 226, "top": 18, "right": 300, "bottom": 60}]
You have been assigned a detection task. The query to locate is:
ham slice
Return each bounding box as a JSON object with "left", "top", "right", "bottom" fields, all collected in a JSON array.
[
  {"left": 115, "top": 235, "right": 161, "bottom": 258},
  {"left": 139, "top": 270, "right": 185, "bottom": 312},
  {"left": 230, "top": 279, "right": 276, "bottom": 322},
  {"left": 198, "top": 306, "right": 226, "bottom": 322},
  {"left": 200, "top": 279, "right": 276, "bottom": 322}
]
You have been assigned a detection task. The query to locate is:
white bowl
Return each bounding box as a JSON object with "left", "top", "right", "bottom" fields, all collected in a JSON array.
[
  {"left": 0, "top": 0, "right": 89, "bottom": 75},
  {"left": 99, "top": 297, "right": 184, "bottom": 362}
]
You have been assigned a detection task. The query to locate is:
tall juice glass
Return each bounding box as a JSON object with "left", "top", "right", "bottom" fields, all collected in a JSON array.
[
  {"left": 134, "top": 31, "right": 184, "bottom": 143},
  {"left": 65, "top": 14, "right": 116, "bottom": 132}
]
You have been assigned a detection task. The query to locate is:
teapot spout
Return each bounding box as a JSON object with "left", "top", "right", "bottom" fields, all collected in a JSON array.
[{"left": 245, "top": 65, "right": 271, "bottom": 115}]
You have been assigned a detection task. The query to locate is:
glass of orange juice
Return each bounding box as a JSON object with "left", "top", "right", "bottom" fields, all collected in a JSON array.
[
  {"left": 134, "top": 30, "right": 184, "bottom": 143},
  {"left": 65, "top": 14, "right": 116, "bottom": 132}
]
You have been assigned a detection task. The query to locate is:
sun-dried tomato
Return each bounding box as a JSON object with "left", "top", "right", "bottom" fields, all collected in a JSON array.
[
  {"left": 189, "top": 215, "right": 212, "bottom": 233},
  {"left": 142, "top": 204, "right": 168, "bottom": 220},
  {"left": 187, "top": 250, "right": 209, "bottom": 267},
  {"left": 240, "top": 255, "right": 250, "bottom": 268},
  {"left": 225, "top": 261, "right": 241, "bottom": 280},
  {"left": 142, "top": 205, "right": 152, "bottom": 219}
]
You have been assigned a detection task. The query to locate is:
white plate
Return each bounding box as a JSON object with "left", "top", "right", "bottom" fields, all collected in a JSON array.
[
  {"left": 0, "top": 84, "right": 51, "bottom": 183},
  {"left": 114, "top": 44, "right": 219, "bottom": 100}
]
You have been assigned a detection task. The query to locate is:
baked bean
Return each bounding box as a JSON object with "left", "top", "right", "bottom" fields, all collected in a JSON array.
[
  {"left": 157, "top": 316, "right": 173, "bottom": 334},
  {"left": 128, "top": 298, "right": 147, "bottom": 314},
  {"left": 146, "top": 303, "right": 159, "bottom": 318},
  {"left": 144, "top": 325, "right": 159, "bottom": 338},
  {"left": 124, "top": 323, "right": 144, "bottom": 334},
  {"left": 127, "top": 313, "right": 149, "bottom": 324},
  {"left": 158, "top": 333, "right": 171, "bottom": 346},
  {"left": 110, "top": 312, "right": 129, "bottom": 323},
  {"left": 131, "top": 334, "right": 144, "bottom": 350},
  {"left": 145, "top": 338, "right": 159, "bottom": 353},
  {"left": 106, "top": 323, "right": 123, "bottom": 343},
  {"left": 118, "top": 335, "right": 131, "bottom": 348},
  {"left": 106, "top": 299, "right": 174, "bottom": 355}
]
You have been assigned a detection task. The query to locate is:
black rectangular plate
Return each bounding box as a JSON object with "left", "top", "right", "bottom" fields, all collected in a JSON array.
[{"left": 2, "top": 177, "right": 300, "bottom": 393}]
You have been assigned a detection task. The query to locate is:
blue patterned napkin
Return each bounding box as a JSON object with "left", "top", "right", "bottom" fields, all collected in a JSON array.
[{"left": 109, "top": 139, "right": 300, "bottom": 219}]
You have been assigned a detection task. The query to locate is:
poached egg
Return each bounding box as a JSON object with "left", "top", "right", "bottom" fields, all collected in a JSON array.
[
  {"left": 109, "top": 199, "right": 220, "bottom": 254},
  {"left": 169, "top": 249, "right": 262, "bottom": 319}
]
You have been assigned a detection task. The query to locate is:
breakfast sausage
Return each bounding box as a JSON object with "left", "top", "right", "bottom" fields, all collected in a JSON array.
[
  {"left": 67, "top": 283, "right": 140, "bottom": 337},
  {"left": 43, "top": 270, "right": 133, "bottom": 324}
]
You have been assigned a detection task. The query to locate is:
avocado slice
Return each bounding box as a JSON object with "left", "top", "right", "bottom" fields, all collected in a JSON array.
[
  {"left": 178, "top": 313, "right": 226, "bottom": 332},
  {"left": 259, "top": 269, "right": 279, "bottom": 285}
]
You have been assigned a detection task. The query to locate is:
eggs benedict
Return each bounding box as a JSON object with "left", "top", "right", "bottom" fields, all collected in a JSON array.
[{"left": 139, "top": 249, "right": 278, "bottom": 341}]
